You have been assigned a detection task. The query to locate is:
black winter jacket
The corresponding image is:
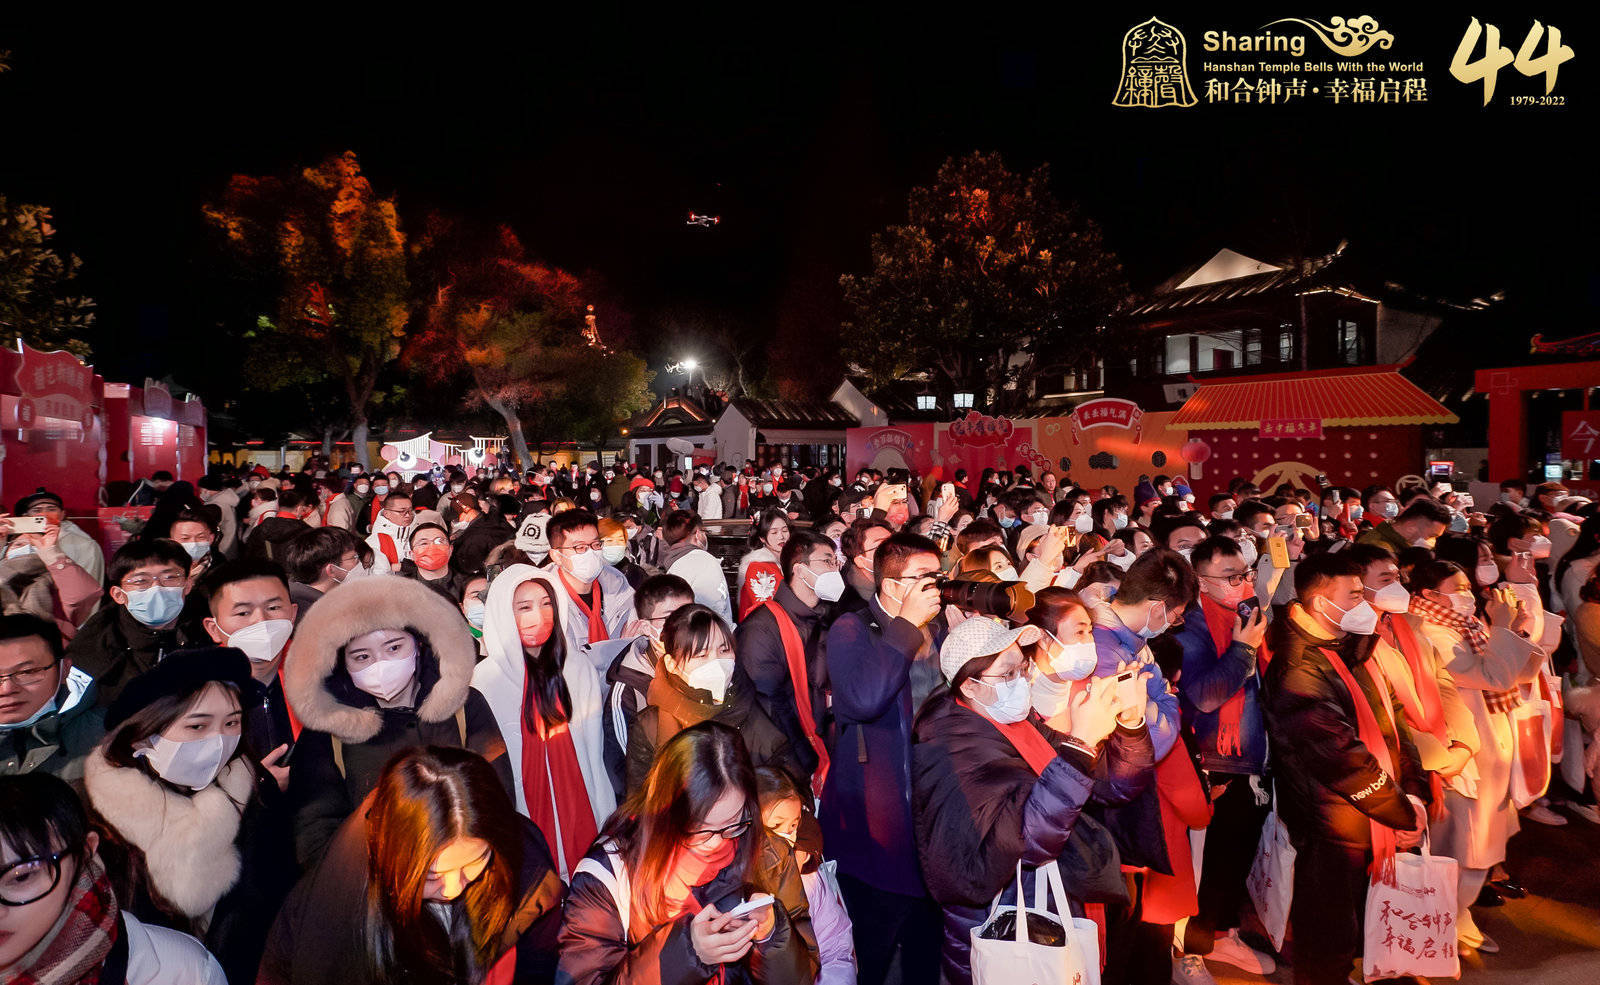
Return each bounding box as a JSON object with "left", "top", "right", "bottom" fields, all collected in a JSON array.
[
  {"left": 66, "top": 606, "right": 198, "bottom": 709},
  {"left": 733, "top": 584, "right": 830, "bottom": 782}
]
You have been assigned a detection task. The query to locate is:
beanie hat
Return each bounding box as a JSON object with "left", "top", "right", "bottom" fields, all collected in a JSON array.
[{"left": 105, "top": 647, "right": 255, "bottom": 732}]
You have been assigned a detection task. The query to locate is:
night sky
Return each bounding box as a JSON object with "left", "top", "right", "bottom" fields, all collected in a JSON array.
[{"left": 1, "top": 9, "right": 1590, "bottom": 410}]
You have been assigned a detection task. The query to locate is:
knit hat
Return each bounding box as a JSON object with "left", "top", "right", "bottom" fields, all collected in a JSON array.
[
  {"left": 1133, "top": 480, "right": 1159, "bottom": 509},
  {"left": 938, "top": 615, "right": 1041, "bottom": 684},
  {"left": 105, "top": 647, "right": 255, "bottom": 732}
]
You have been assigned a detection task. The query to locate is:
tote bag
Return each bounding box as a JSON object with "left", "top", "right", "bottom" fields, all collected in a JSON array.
[
  {"left": 970, "top": 860, "right": 1093, "bottom": 985},
  {"left": 1510, "top": 698, "right": 1554, "bottom": 809},
  {"left": 1362, "top": 837, "right": 1460, "bottom": 981},
  {"left": 1246, "top": 791, "right": 1294, "bottom": 951}
]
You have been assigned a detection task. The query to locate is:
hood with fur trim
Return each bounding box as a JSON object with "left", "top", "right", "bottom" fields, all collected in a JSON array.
[{"left": 284, "top": 575, "right": 476, "bottom": 744}]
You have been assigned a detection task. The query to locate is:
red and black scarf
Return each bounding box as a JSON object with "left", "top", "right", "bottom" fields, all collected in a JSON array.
[
  {"left": 8, "top": 855, "right": 118, "bottom": 985},
  {"left": 1409, "top": 594, "right": 1489, "bottom": 655}
]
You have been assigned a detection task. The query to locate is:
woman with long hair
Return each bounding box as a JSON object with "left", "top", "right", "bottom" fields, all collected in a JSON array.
[
  {"left": 625, "top": 604, "right": 803, "bottom": 796},
  {"left": 1406, "top": 558, "right": 1545, "bottom": 955},
  {"left": 83, "top": 648, "right": 295, "bottom": 985},
  {"left": 258, "top": 745, "right": 564, "bottom": 985},
  {"left": 474, "top": 565, "right": 617, "bottom": 884},
  {"left": 558, "top": 721, "right": 818, "bottom": 985},
  {"left": 0, "top": 772, "right": 226, "bottom": 983},
  {"left": 737, "top": 510, "right": 792, "bottom": 620}
]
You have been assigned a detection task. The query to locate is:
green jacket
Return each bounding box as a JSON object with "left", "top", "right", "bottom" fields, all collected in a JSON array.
[
  {"left": 0, "top": 666, "right": 106, "bottom": 785},
  {"left": 1355, "top": 520, "right": 1409, "bottom": 557}
]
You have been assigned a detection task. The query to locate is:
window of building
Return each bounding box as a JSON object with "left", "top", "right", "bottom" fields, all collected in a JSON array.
[
  {"left": 1337, "top": 318, "right": 1363, "bottom": 364},
  {"left": 1245, "top": 328, "right": 1264, "bottom": 366},
  {"left": 1278, "top": 326, "right": 1296, "bottom": 363}
]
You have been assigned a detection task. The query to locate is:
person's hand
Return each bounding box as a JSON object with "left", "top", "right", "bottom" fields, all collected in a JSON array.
[
  {"left": 1038, "top": 525, "right": 1071, "bottom": 569},
  {"left": 1286, "top": 528, "right": 1305, "bottom": 560},
  {"left": 943, "top": 603, "right": 971, "bottom": 631},
  {"left": 691, "top": 905, "right": 758, "bottom": 965},
  {"left": 1393, "top": 796, "right": 1428, "bottom": 850},
  {"left": 873, "top": 484, "right": 898, "bottom": 512},
  {"left": 1437, "top": 744, "right": 1472, "bottom": 780},
  {"left": 750, "top": 901, "right": 776, "bottom": 942},
  {"left": 1509, "top": 599, "right": 1534, "bottom": 637},
  {"left": 1467, "top": 511, "right": 1489, "bottom": 530},
  {"left": 622, "top": 618, "right": 656, "bottom": 642},
  {"left": 936, "top": 495, "right": 959, "bottom": 523},
  {"left": 262, "top": 744, "right": 291, "bottom": 792},
  {"left": 1069, "top": 674, "right": 1121, "bottom": 747},
  {"left": 1210, "top": 780, "right": 1231, "bottom": 803},
  {"left": 1234, "top": 605, "right": 1268, "bottom": 650},
  {"left": 1111, "top": 658, "right": 1154, "bottom": 724},
  {"left": 898, "top": 575, "right": 942, "bottom": 629},
  {"left": 1483, "top": 587, "right": 1514, "bottom": 629}
]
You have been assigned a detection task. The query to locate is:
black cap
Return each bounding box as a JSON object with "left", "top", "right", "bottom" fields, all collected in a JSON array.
[
  {"left": 105, "top": 647, "right": 255, "bottom": 732},
  {"left": 14, "top": 489, "right": 64, "bottom": 514}
]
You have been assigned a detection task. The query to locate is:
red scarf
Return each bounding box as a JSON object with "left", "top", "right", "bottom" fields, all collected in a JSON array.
[
  {"left": 561, "top": 572, "right": 608, "bottom": 644},
  {"left": 520, "top": 691, "right": 599, "bottom": 880},
  {"left": 1378, "top": 614, "right": 1447, "bottom": 744},
  {"left": 376, "top": 532, "right": 400, "bottom": 567},
  {"left": 661, "top": 840, "right": 737, "bottom": 922},
  {"left": 1199, "top": 595, "right": 1251, "bottom": 757},
  {"left": 1319, "top": 646, "right": 1402, "bottom": 884},
  {"left": 765, "top": 600, "right": 831, "bottom": 792},
  {"left": 1409, "top": 595, "right": 1489, "bottom": 655},
  {"left": 8, "top": 855, "right": 117, "bottom": 985}
]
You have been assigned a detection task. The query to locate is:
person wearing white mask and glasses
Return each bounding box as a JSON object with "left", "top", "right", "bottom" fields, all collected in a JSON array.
[
  {"left": 736, "top": 530, "right": 840, "bottom": 799},
  {"left": 83, "top": 647, "right": 295, "bottom": 985},
  {"left": 282, "top": 575, "right": 507, "bottom": 869},
  {"left": 66, "top": 541, "right": 199, "bottom": 711},
  {"left": 544, "top": 509, "right": 638, "bottom": 658}
]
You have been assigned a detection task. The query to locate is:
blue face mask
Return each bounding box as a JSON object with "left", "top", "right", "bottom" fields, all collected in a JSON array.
[
  {"left": 998, "top": 515, "right": 1020, "bottom": 529},
  {"left": 180, "top": 541, "right": 211, "bottom": 561},
  {"left": 123, "top": 585, "right": 186, "bottom": 627}
]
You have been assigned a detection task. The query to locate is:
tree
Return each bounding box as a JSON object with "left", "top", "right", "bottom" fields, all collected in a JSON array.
[
  {"left": 839, "top": 151, "right": 1127, "bottom": 414},
  {"left": 560, "top": 345, "right": 656, "bottom": 450},
  {"left": 204, "top": 151, "right": 409, "bottom": 468},
  {"left": 0, "top": 196, "right": 95, "bottom": 359}
]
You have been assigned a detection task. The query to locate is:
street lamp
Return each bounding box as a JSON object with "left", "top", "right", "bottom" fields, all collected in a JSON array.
[
  {"left": 953, "top": 391, "right": 974, "bottom": 410},
  {"left": 915, "top": 394, "right": 936, "bottom": 412}
]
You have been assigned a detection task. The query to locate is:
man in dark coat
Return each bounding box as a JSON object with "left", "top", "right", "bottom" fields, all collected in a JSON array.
[
  {"left": 821, "top": 532, "right": 945, "bottom": 985},
  {"left": 735, "top": 530, "right": 837, "bottom": 793},
  {"left": 450, "top": 495, "right": 515, "bottom": 576},
  {"left": 1264, "top": 552, "right": 1428, "bottom": 985},
  {"left": 245, "top": 489, "right": 314, "bottom": 562},
  {"left": 0, "top": 613, "right": 105, "bottom": 785},
  {"left": 65, "top": 540, "right": 199, "bottom": 708}
]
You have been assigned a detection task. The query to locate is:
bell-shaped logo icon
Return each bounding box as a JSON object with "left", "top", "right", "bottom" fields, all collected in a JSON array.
[{"left": 1112, "top": 17, "right": 1198, "bottom": 108}]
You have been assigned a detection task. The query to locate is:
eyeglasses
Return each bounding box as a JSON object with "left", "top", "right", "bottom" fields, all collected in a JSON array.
[
  {"left": 808, "top": 554, "right": 843, "bottom": 571},
  {"left": 558, "top": 540, "right": 605, "bottom": 554},
  {"left": 686, "top": 813, "right": 751, "bottom": 847},
  {"left": 0, "top": 664, "right": 56, "bottom": 688},
  {"left": 384, "top": 507, "right": 415, "bottom": 518},
  {"left": 0, "top": 853, "right": 65, "bottom": 906},
  {"left": 976, "top": 665, "right": 1028, "bottom": 684},
  {"left": 120, "top": 573, "right": 187, "bottom": 591},
  {"left": 1199, "top": 570, "right": 1251, "bottom": 587}
]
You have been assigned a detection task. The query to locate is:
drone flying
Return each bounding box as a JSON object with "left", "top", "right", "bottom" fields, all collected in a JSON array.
[{"left": 687, "top": 212, "right": 720, "bottom": 227}]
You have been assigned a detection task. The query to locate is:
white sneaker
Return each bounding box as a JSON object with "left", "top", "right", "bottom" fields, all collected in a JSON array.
[
  {"left": 1458, "top": 912, "right": 1500, "bottom": 954},
  {"left": 1207, "top": 929, "right": 1277, "bottom": 975},
  {"left": 1171, "top": 953, "right": 1217, "bottom": 985},
  {"left": 1565, "top": 801, "right": 1600, "bottom": 825},
  {"left": 1523, "top": 803, "right": 1568, "bottom": 825}
]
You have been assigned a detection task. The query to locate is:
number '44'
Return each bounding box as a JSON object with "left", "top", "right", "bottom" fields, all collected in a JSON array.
[{"left": 1450, "top": 18, "right": 1574, "bottom": 105}]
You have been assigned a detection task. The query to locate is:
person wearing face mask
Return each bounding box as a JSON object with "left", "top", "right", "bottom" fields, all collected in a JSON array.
[
  {"left": 735, "top": 531, "right": 841, "bottom": 797},
  {"left": 1, "top": 509, "right": 102, "bottom": 639},
  {"left": 281, "top": 525, "right": 364, "bottom": 623},
  {"left": 1165, "top": 537, "right": 1279, "bottom": 977},
  {"left": 0, "top": 614, "right": 105, "bottom": 785},
  {"left": 83, "top": 647, "right": 296, "bottom": 985},
  {"left": 322, "top": 472, "right": 371, "bottom": 535},
  {"left": 544, "top": 509, "right": 638, "bottom": 658},
  {"left": 66, "top": 540, "right": 199, "bottom": 709},
  {"left": 283, "top": 576, "right": 509, "bottom": 868},
  {"left": 757, "top": 767, "right": 857, "bottom": 985},
  {"left": 626, "top": 603, "right": 800, "bottom": 795},
  {"left": 245, "top": 488, "right": 317, "bottom": 562},
  {"left": 1406, "top": 559, "right": 1545, "bottom": 954},
  {"left": 909, "top": 613, "right": 1152, "bottom": 985},
  {"left": 199, "top": 561, "right": 300, "bottom": 793},
  {"left": 458, "top": 574, "right": 489, "bottom": 649},
  {"left": 738, "top": 510, "right": 792, "bottom": 620},
  {"left": 397, "top": 522, "right": 470, "bottom": 603},
  {"left": 1082, "top": 551, "right": 1186, "bottom": 759},
  {"left": 657, "top": 511, "right": 734, "bottom": 626},
  {"left": 1263, "top": 553, "right": 1428, "bottom": 985},
  {"left": 1357, "top": 495, "right": 1452, "bottom": 556},
  {"left": 1208, "top": 493, "right": 1237, "bottom": 523},
  {"left": 598, "top": 517, "right": 649, "bottom": 589},
  {"left": 475, "top": 566, "right": 618, "bottom": 880},
  {"left": 258, "top": 745, "right": 564, "bottom": 985},
  {"left": 365, "top": 491, "right": 417, "bottom": 569}
]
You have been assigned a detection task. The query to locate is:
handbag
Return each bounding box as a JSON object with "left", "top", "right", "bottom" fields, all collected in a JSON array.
[
  {"left": 1509, "top": 698, "right": 1554, "bottom": 809},
  {"left": 1246, "top": 785, "right": 1293, "bottom": 951},
  {"left": 1362, "top": 835, "right": 1460, "bottom": 981},
  {"left": 970, "top": 860, "right": 1094, "bottom": 985}
]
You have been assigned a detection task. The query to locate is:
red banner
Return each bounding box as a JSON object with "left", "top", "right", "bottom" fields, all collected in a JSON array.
[
  {"left": 1070, "top": 397, "right": 1144, "bottom": 444},
  {"left": 1561, "top": 411, "right": 1600, "bottom": 461},
  {"left": 14, "top": 342, "right": 95, "bottom": 431},
  {"left": 1259, "top": 418, "right": 1323, "bottom": 440},
  {"left": 947, "top": 412, "right": 1015, "bottom": 447}
]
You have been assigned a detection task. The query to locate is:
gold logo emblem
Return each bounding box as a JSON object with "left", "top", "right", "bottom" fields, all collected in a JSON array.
[
  {"left": 1262, "top": 15, "right": 1394, "bottom": 56},
  {"left": 1112, "top": 17, "right": 1198, "bottom": 108}
]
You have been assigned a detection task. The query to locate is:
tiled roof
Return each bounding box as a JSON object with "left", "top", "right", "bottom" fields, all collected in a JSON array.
[
  {"left": 1168, "top": 366, "right": 1458, "bottom": 430},
  {"left": 1123, "top": 256, "right": 1340, "bottom": 318},
  {"left": 732, "top": 398, "right": 859, "bottom": 428}
]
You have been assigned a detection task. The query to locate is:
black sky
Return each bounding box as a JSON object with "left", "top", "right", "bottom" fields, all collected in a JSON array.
[{"left": 0, "top": 8, "right": 1590, "bottom": 405}]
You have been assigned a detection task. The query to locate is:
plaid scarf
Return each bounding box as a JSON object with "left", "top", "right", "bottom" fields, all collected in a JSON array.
[
  {"left": 1408, "top": 594, "right": 1489, "bottom": 655},
  {"left": 8, "top": 855, "right": 118, "bottom": 985}
]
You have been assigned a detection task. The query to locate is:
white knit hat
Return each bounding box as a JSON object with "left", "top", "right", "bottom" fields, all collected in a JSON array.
[{"left": 938, "top": 615, "right": 1041, "bottom": 684}]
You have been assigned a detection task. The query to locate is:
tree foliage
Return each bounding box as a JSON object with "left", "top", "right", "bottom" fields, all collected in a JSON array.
[
  {"left": 203, "top": 151, "right": 409, "bottom": 465},
  {"left": 840, "top": 151, "right": 1127, "bottom": 412},
  {"left": 0, "top": 196, "right": 96, "bottom": 359}
]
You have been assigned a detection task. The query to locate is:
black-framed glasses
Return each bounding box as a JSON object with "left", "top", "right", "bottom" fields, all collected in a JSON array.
[
  {"left": 0, "top": 664, "right": 56, "bottom": 688},
  {"left": 686, "top": 813, "right": 751, "bottom": 848},
  {"left": 1198, "top": 570, "right": 1251, "bottom": 587},
  {"left": 0, "top": 853, "right": 65, "bottom": 906}
]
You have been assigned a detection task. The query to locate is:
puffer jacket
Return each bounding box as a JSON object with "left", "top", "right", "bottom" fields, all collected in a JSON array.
[
  {"left": 0, "top": 665, "right": 105, "bottom": 784},
  {"left": 66, "top": 605, "right": 198, "bottom": 709},
  {"left": 556, "top": 831, "right": 818, "bottom": 985},
  {"left": 1263, "top": 607, "right": 1427, "bottom": 850},
  {"left": 911, "top": 688, "right": 1153, "bottom": 985},
  {"left": 283, "top": 576, "right": 511, "bottom": 867},
  {"left": 625, "top": 668, "right": 807, "bottom": 797},
  {"left": 1172, "top": 599, "right": 1267, "bottom": 774}
]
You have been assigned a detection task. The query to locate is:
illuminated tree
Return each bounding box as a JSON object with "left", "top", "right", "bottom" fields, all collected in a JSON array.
[
  {"left": 0, "top": 196, "right": 95, "bottom": 359},
  {"left": 204, "top": 151, "right": 410, "bottom": 468},
  {"left": 840, "top": 151, "right": 1127, "bottom": 413}
]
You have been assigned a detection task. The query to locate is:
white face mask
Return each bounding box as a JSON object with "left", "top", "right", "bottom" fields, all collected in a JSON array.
[
  {"left": 1381, "top": 501, "right": 1399, "bottom": 518},
  {"left": 1411, "top": 536, "right": 1436, "bottom": 550},
  {"left": 683, "top": 656, "right": 736, "bottom": 703},
  {"left": 808, "top": 567, "right": 846, "bottom": 603},
  {"left": 138, "top": 732, "right": 240, "bottom": 791},
  {"left": 1177, "top": 547, "right": 1193, "bottom": 563},
  {"left": 1073, "top": 512, "right": 1093, "bottom": 534},
  {"left": 560, "top": 546, "right": 604, "bottom": 583},
  {"left": 1369, "top": 581, "right": 1410, "bottom": 614},
  {"left": 972, "top": 675, "right": 1032, "bottom": 724},
  {"left": 1528, "top": 535, "right": 1552, "bottom": 559},
  {"left": 1027, "top": 510, "right": 1049, "bottom": 527},
  {"left": 464, "top": 599, "right": 486, "bottom": 629},
  {"left": 601, "top": 544, "right": 628, "bottom": 565},
  {"left": 1113, "top": 513, "right": 1129, "bottom": 529},
  {"left": 1136, "top": 601, "right": 1167, "bottom": 639},
  {"left": 1044, "top": 631, "right": 1098, "bottom": 680},
  {"left": 180, "top": 541, "right": 211, "bottom": 561},
  {"left": 349, "top": 654, "right": 417, "bottom": 703},
  {"left": 1447, "top": 591, "right": 1478, "bottom": 618},
  {"left": 995, "top": 564, "right": 1020, "bottom": 582},
  {"left": 1474, "top": 562, "right": 1500, "bottom": 586},
  {"left": 1108, "top": 549, "right": 1137, "bottom": 572},
  {"left": 1215, "top": 510, "right": 1234, "bottom": 521},
  {"left": 1322, "top": 597, "right": 1379, "bottom": 635},
  {"left": 224, "top": 618, "right": 294, "bottom": 663}
]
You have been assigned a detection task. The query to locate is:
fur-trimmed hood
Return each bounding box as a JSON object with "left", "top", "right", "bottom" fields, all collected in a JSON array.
[{"left": 284, "top": 575, "right": 477, "bottom": 744}]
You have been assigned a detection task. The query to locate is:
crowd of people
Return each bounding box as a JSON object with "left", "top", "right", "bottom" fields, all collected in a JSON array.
[{"left": 3, "top": 456, "right": 1598, "bottom": 985}]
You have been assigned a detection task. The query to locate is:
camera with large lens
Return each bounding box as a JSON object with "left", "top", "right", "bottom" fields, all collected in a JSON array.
[{"left": 937, "top": 578, "right": 1035, "bottom": 622}]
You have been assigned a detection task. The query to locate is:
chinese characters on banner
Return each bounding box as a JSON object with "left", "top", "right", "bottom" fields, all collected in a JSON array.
[
  {"left": 1259, "top": 419, "right": 1324, "bottom": 440},
  {"left": 14, "top": 342, "right": 96, "bottom": 432},
  {"left": 1561, "top": 411, "right": 1600, "bottom": 462}
]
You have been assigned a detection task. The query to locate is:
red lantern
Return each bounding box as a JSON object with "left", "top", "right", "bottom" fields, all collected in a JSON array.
[{"left": 1180, "top": 438, "right": 1212, "bottom": 479}]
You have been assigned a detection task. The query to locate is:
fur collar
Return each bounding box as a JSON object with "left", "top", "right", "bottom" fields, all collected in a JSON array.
[
  {"left": 284, "top": 575, "right": 476, "bottom": 743},
  {"left": 83, "top": 747, "right": 253, "bottom": 918}
]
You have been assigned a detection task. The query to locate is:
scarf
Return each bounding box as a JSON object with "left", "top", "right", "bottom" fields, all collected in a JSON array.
[
  {"left": 1319, "top": 646, "right": 1402, "bottom": 884},
  {"left": 520, "top": 686, "right": 599, "bottom": 882},
  {"left": 1199, "top": 595, "right": 1249, "bottom": 757},
  {"left": 1408, "top": 595, "right": 1489, "bottom": 655},
  {"left": 1378, "top": 615, "right": 1447, "bottom": 744},
  {"left": 561, "top": 572, "right": 608, "bottom": 644},
  {"left": 765, "top": 600, "right": 831, "bottom": 792},
  {"left": 8, "top": 855, "right": 118, "bottom": 985},
  {"left": 957, "top": 698, "right": 1058, "bottom": 775}
]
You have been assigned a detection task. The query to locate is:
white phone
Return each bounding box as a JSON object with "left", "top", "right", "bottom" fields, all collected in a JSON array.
[
  {"left": 1115, "top": 669, "right": 1143, "bottom": 711},
  {"left": 725, "top": 893, "right": 775, "bottom": 919},
  {"left": 9, "top": 515, "right": 49, "bottom": 534}
]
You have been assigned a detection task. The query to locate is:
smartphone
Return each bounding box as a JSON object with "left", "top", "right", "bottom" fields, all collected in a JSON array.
[
  {"left": 1267, "top": 534, "right": 1291, "bottom": 569},
  {"left": 10, "top": 515, "right": 49, "bottom": 533},
  {"left": 1114, "top": 669, "right": 1143, "bottom": 710},
  {"left": 1236, "top": 597, "right": 1259, "bottom": 621},
  {"left": 942, "top": 482, "right": 956, "bottom": 500},
  {"left": 725, "top": 894, "right": 776, "bottom": 919}
]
